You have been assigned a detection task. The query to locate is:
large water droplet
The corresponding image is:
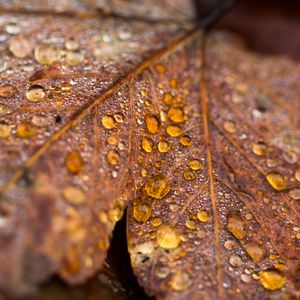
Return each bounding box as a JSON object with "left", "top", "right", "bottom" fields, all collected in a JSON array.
[
  {"left": 252, "top": 141, "right": 267, "bottom": 156},
  {"left": 144, "top": 175, "right": 170, "bottom": 199},
  {"left": 0, "top": 84, "right": 17, "bottom": 98},
  {"left": 145, "top": 114, "right": 160, "bottom": 134},
  {"left": 259, "top": 269, "right": 285, "bottom": 291},
  {"left": 166, "top": 124, "right": 182, "bottom": 137},
  {"left": 157, "top": 224, "right": 180, "bottom": 249},
  {"left": 266, "top": 172, "right": 286, "bottom": 191},
  {"left": 26, "top": 85, "right": 45, "bottom": 102},
  {"left": 168, "top": 107, "right": 185, "bottom": 123},
  {"left": 102, "top": 115, "right": 116, "bottom": 129},
  {"left": 170, "top": 270, "right": 191, "bottom": 291}
]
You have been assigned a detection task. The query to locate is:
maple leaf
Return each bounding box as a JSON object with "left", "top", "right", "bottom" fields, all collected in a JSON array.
[{"left": 0, "top": 1, "right": 299, "bottom": 299}]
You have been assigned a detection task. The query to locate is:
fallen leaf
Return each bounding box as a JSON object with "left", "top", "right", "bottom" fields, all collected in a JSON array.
[{"left": 0, "top": 1, "right": 299, "bottom": 300}]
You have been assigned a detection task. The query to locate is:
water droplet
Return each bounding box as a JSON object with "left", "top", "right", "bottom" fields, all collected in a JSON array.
[
  {"left": 98, "top": 239, "right": 109, "bottom": 250},
  {"left": 141, "top": 168, "right": 147, "bottom": 177},
  {"left": 9, "top": 35, "right": 32, "bottom": 58},
  {"left": 145, "top": 114, "right": 160, "bottom": 134},
  {"left": 63, "top": 186, "right": 85, "bottom": 205},
  {"left": 0, "top": 124, "right": 13, "bottom": 138},
  {"left": 157, "top": 224, "right": 180, "bottom": 249},
  {"left": 151, "top": 217, "right": 162, "bottom": 227},
  {"left": 26, "top": 85, "right": 45, "bottom": 102},
  {"left": 184, "top": 170, "right": 196, "bottom": 181},
  {"left": 5, "top": 23, "right": 20, "bottom": 34},
  {"left": 170, "top": 270, "right": 191, "bottom": 291},
  {"left": 66, "top": 151, "right": 84, "bottom": 174},
  {"left": 164, "top": 92, "right": 173, "bottom": 106},
  {"left": 197, "top": 210, "right": 209, "bottom": 222},
  {"left": 156, "top": 266, "right": 170, "bottom": 279},
  {"left": 266, "top": 172, "right": 286, "bottom": 191},
  {"left": 259, "top": 269, "right": 285, "bottom": 291},
  {"left": 229, "top": 255, "right": 243, "bottom": 267},
  {"left": 295, "top": 168, "right": 300, "bottom": 182},
  {"left": 226, "top": 213, "right": 246, "bottom": 240},
  {"left": 108, "top": 205, "right": 123, "bottom": 222},
  {"left": 66, "top": 51, "right": 84, "bottom": 66},
  {"left": 133, "top": 199, "right": 152, "bottom": 223},
  {"left": 180, "top": 135, "right": 191, "bottom": 146},
  {"left": 188, "top": 159, "right": 201, "bottom": 171},
  {"left": 185, "top": 219, "right": 196, "bottom": 230},
  {"left": 158, "top": 140, "right": 170, "bottom": 153},
  {"left": 170, "top": 79, "right": 178, "bottom": 89},
  {"left": 166, "top": 124, "right": 182, "bottom": 137},
  {"left": 107, "top": 150, "right": 120, "bottom": 166},
  {"left": 65, "top": 40, "right": 79, "bottom": 51},
  {"left": 224, "top": 120, "right": 237, "bottom": 133},
  {"left": 168, "top": 107, "right": 185, "bottom": 123},
  {"left": 144, "top": 175, "right": 170, "bottom": 199},
  {"left": 235, "top": 83, "right": 249, "bottom": 95},
  {"left": 289, "top": 188, "right": 300, "bottom": 200},
  {"left": 17, "top": 121, "right": 36, "bottom": 138},
  {"left": 241, "top": 274, "right": 251, "bottom": 283},
  {"left": 34, "top": 43, "right": 61, "bottom": 65},
  {"left": 252, "top": 141, "right": 267, "bottom": 156},
  {"left": 244, "top": 243, "right": 266, "bottom": 262},
  {"left": 102, "top": 115, "right": 116, "bottom": 129},
  {"left": 114, "top": 113, "right": 124, "bottom": 123},
  {"left": 107, "top": 133, "right": 118, "bottom": 145},
  {"left": 154, "top": 64, "right": 166, "bottom": 74},
  {"left": 0, "top": 84, "right": 17, "bottom": 98},
  {"left": 142, "top": 137, "right": 153, "bottom": 153}
]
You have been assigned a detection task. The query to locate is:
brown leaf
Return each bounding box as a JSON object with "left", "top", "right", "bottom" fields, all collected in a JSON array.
[
  {"left": 126, "top": 30, "right": 300, "bottom": 300},
  {"left": 0, "top": 1, "right": 299, "bottom": 300}
]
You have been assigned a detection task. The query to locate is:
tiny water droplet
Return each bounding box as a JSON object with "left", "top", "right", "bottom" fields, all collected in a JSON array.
[
  {"left": 144, "top": 175, "right": 170, "bottom": 199},
  {"left": 145, "top": 114, "right": 160, "bottom": 134},
  {"left": 166, "top": 124, "right": 182, "bottom": 137},
  {"left": 197, "top": 210, "right": 209, "bottom": 223},
  {"left": 266, "top": 172, "right": 286, "bottom": 191},
  {"left": 102, "top": 115, "right": 116, "bottom": 129},
  {"left": 154, "top": 64, "right": 166, "bottom": 75},
  {"left": 0, "top": 84, "right": 17, "bottom": 98},
  {"left": 180, "top": 135, "right": 191, "bottom": 146},
  {"left": 185, "top": 219, "right": 196, "bottom": 230},
  {"left": 169, "top": 79, "right": 178, "bottom": 89},
  {"left": 259, "top": 269, "right": 285, "bottom": 291},
  {"left": 151, "top": 217, "right": 162, "bottom": 227},
  {"left": 66, "top": 151, "right": 84, "bottom": 174},
  {"left": 188, "top": 159, "right": 201, "bottom": 171},
  {"left": 224, "top": 120, "right": 237, "bottom": 133},
  {"left": 157, "top": 224, "right": 180, "bottom": 249},
  {"left": 252, "top": 141, "right": 267, "bottom": 156},
  {"left": 26, "top": 85, "right": 45, "bottom": 102},
  {"left": 17, "top": 121, "right": 36, "bottom": 138}
]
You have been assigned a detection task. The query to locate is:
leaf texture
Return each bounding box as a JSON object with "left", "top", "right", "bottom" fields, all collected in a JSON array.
[
  {"left": 126, "top": 32, "right": 300, "bottom": 300},
  {"left": 0, "top": 1, "right": 299, "bottom": 299}
]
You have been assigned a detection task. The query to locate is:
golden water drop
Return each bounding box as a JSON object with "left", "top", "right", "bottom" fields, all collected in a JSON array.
[
  {"left": 289, "top": 188, "right": 300, "bottom": 200},
  {"left": 144, "top": 175, "right": 170, "bottom": 199},
  {"left": 150, "top": 218, "right": 161, "bottom": 228},
  {"left": 0, "top": 124, "right": 13, "bottom": 138},
  {"left": 107, "top": 150, "right": 120, "bottom": 166},
  {"left": 114, "top": 113, "right": 124, "bottom": 123},
  {"left": 107, "top": 133, "right": 118, "bottom": 145},
  {"left": 158, "top": 140, "right": 170, "bottom": 153},
  {"left": 166, "top": 124, "right": 182, "bottom": 137},
  {"left": 66, "top": 51, "right": 84, "bottom": 66},
  {"left": 244, "top": 243, "right": 266, "bottom": 262},
  {"left": 133, "top": 199, "right": 152, "bottom": 223},
  {"left": 108, "top": 205, "right": 123, "bottom": 222},
  {"left": 164, "top": 92, "right": 173, "bottom": 106},
  {"left": 102, "top": 115, "right": 115, "bottom": 129},
  {"left": 141, "top": 137, "right": 153, "bottom": 153},
  {"left": 170, "top": 79, "right": 178, "bottom": 89},
  {"left": 168, "top": 107, "right": 185, "bottom": 123},
  {"left": 17, "top": 121, "right": 36, "bottom": 138},
  {"left": 185, "top": 219, "right": 196, "bottom": 230},
  {"left": 229, "top": 255, "right": 243, "bottom": 267},
  {"left": 226, "top": 213, "right": 246, "bottom": 240},
  {"left": 259, "top": 269, "right": 285, "bottom": 291},
  {"left": 155, "top": 64, "right": 166, "bottom": 74},
  {"left": 224, "top": 120, "right": 237, "bottom": 133},
  {"left": 180, "top": 135, "right": 191, "bottom": 146},
  {"left": 34, "top": 43, "right": 61, "bottom": 65},
  {"left": 0, "top": 84, "right": 17, "bottom": 98},
  {"left": 145, "top": 114, "right": 160, "bottom": 134},
  {"left": 9, "top": 35, "right": 33, "bottom": 58},
  {"left": 184, "top": 170, "right": 196, "bottom": 181},
  {"left": 141, "top": 168, "right": 147, "bottom": 177},
  {"left": 252, "top": 141, "right": 267, "bottom": 156},
  {"left": 66, "top": 151, "right": 84, "bottom": 174},
  {"left": 295, "top": 168, "right": 300, "bottom": 182},
  {"left": 157, "top": 224, "right": 180, "bottom": 249},
  {"left": 170, "top": 270, "right": 191, "bottom": 291},
  {"left": 63, "top": 186, "right": 85, "bottom": 205},
  {"left": 266, "top": 172, "right": 286, "bottom": 191},
  {"left": 188, "top": 159, "right": 201, "bottom": 171},
  {"left": 197, "top": 210, "right": 209, "bottom": 223},
  {"left": 26, "top": 85, "right": 45, "bottom": 102}
]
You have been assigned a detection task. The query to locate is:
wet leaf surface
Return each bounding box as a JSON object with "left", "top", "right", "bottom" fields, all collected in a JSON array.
[{"left": 0, "top": 1, "right": 299, "bottom": 299}]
